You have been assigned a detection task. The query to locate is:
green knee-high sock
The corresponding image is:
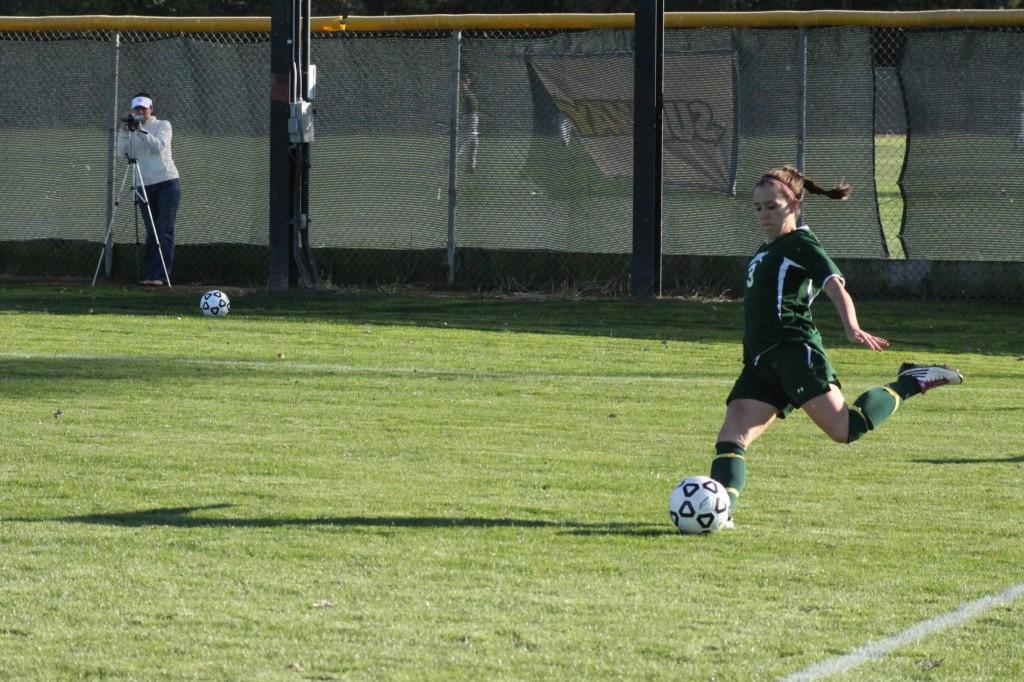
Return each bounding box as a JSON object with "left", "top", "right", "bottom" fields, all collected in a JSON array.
[
  {"left": 847, "top": 375, "right": 922, "bottom": 443},
  {"left": 710, "top": 441, "right": 746, "bottom": 510}
]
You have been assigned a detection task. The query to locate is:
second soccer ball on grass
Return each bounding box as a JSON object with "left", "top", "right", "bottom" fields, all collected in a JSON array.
[{"left": 200, "top": 290, "right": 230, "bottom": 317}]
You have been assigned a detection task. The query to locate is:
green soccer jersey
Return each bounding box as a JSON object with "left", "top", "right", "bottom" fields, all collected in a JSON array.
[{"left": 742, "top": 226, "right": 843, "bottom": 363}]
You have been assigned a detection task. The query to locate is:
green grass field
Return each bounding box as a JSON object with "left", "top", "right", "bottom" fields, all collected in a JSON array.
[{"left": 1, "top": 283, "right": 1022, "bottom": 680}]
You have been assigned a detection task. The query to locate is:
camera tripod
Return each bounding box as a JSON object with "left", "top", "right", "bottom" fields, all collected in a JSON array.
[{"left": 92, "top": 127, "right": 172, "bottom": 288}]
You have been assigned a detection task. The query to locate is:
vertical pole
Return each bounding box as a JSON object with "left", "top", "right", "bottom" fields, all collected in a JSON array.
[
  {"left": 291, "top": 0, "right": 316, "bottom": 288},
  {"left": 795, "top": 27, "right": 807, "bottom": 173},
  {"left": 796, "top": 28, "right": 808, "bottom": 194},
  {"left": 298, "top": 0, "right": 313, "bottom": 286},
  {"left": 269, "top": 1, "right": 293, "bottom": 289},
  {"left": 104, "top": 32, "right": 120, "bottom": 277},
  {"left": 296, "top": 0, "right": 315, "bottom": 284},
  {"left": 631, "top": 0, "right": 664, "bottom": 299},
  {"left": 446, "top": 31, "right": 462, "bottom": 287}
]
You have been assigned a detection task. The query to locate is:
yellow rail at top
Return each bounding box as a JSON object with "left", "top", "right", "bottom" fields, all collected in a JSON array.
[{"left": 3, "top": 10, "right": 1024, "bottom": 33}]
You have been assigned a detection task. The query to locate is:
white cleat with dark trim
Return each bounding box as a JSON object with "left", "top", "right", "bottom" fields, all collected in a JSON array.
[{"left": 898, "top": 363, "right": 964, "bottom": 394}]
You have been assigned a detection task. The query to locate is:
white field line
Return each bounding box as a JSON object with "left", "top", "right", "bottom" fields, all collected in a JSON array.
[
  {"left": 0, "top": 351, "right": 733, "bottom": 384},
  {"left": 781, "top": 582, "right": 1024, "bottom": 681}
]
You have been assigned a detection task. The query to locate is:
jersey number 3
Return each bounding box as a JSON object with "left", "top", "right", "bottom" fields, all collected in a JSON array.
[{"left": 746, "top": 253, "right": 767, "bottom": 288}]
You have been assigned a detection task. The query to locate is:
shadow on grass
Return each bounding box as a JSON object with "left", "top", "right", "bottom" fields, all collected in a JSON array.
[
  {"left": 0, "top": 350, "right": 701, "bottom": 401},
  {"left": 1, "top": 281, "right": 739, "bottom": 342},
  {"left": 50, "top": 504, "right": 676, "bottom": 537},
  {"left": 0, "top": 357, "right": 273, "bottom": 401},
  {"left": 2, "top": 282, "right": 1021, "bottom": 354},
  {"left": 911, "top": 455, "right": 1024, "bottom": 464}
]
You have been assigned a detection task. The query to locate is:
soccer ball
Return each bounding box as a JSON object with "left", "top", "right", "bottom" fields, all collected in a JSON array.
[
  {"left": 668, "top": 475, "right": 731, "bottom": 534},
  {"left": 200, "top": 290, "right": 230, "bottom": 317}
]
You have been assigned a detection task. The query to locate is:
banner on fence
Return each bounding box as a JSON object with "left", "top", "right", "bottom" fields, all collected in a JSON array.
[{"left": 528, "top": 51, "right": 736, "bottom": 193}]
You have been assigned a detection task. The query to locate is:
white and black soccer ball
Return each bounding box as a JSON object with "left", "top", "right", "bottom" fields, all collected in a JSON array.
[
  {"left": 668, "top": 475, "right": 731, "bottom": 534},
  {"left": 200, "top": 290, "right": 230, "bottom": 317}
]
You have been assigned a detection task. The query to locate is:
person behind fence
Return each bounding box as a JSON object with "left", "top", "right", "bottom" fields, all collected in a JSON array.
[
  {"left": 701, "top": 165, "right": 963, "bottom": 530},
  {"left": 558, "top": 111, "right": 574, "bottom": 147},
  {"left": 458, "top": 75, "right": 479, "bottom": 172},
  {"left": 116, "top": 92, "right": 181, "bottom": 286}
]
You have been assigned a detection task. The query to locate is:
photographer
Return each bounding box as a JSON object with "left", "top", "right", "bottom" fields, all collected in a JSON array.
[{"left": 116, "top": 93, "right": 181, "bottom": 286}]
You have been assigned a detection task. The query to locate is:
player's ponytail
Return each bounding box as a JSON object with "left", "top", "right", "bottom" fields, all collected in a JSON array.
[
  {"left": 802, "top": 174, "right": 852, "bottom": 201},
  {"left": 759, "top": 165, "right": 852, "bottom": 203}
]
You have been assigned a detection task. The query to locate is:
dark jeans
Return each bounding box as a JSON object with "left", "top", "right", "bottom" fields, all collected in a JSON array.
[{"left": 138, "top": 178, "right": 181, "bottom": 282}]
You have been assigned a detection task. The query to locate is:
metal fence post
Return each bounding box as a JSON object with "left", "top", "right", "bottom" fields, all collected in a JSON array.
[
  {"left": 631, "top": 0, "right": 665, "bottom": 299},
  {"left": 104, "top": 31, "right": 120, "bottom": 277},
  {"left": 795, "top": 28, "right": 807, "bottom": 183},
  {"left": 796, "top": 28, "right": 808, "bottom": 174}
]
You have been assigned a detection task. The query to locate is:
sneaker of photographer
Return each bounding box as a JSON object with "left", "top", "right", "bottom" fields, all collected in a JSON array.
[{"left": 897, "top": 363, "right": 963, "bottom": 394}]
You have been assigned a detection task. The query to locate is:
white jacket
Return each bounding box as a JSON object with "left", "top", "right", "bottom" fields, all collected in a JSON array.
[{"left": 116, "top": 116, "right": 180, "bottom": 185}]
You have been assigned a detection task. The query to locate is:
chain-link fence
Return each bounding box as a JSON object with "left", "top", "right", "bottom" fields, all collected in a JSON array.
[
  {"left": 0, "top": 28, "right": 272, "bottom": 284},
  {"left": 1, "top": 15, "right": 1023, "bottom": 299}
]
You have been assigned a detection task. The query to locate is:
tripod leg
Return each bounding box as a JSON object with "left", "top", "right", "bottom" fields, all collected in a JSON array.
[
  {"left": 92, "top": 166, "right": 133, "bottom": 287},
  {"left": 135, "top": 172, "right": 173, "bottom": 288}
]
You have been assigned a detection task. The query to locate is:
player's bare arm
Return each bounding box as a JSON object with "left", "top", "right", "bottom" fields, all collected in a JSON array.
[{"left": 822, "top": 276, "right": 888, "bottom": 352}]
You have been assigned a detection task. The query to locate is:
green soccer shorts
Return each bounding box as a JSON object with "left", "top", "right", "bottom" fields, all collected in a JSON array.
[{"left": 726, "top": 342, "right": 840, "bottom": 418}]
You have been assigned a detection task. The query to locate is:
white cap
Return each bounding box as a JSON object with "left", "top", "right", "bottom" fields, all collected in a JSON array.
[{"left": 130, "top": 96, "right": 153, "bottom": 110}]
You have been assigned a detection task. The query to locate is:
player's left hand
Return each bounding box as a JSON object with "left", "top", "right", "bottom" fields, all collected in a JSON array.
[{"left": 848, "top": 328, "right": 889, "bottom": 351}]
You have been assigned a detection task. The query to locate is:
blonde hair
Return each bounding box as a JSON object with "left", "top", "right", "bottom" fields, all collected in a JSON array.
[{"left": 757, "top": 165, "right": 852, "bottom": 203}]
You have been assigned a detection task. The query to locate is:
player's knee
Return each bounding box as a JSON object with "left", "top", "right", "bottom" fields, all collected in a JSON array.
[
  {"left": 716, "top": 428, "right": 748, "bottom": 450},
  {"left": 826, "top": 425, "right": 849, "bottom": 444},
  {"left": 813, "top": 412, "right": 850, "bottom": 443}
]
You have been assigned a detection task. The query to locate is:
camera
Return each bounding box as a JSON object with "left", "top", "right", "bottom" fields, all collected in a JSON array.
[{"left": 122, "top": 113, "right": 144, "bottom": 130}]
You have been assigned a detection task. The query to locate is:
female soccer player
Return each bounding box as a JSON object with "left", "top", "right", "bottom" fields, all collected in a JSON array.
[{"left": 709, "top": 166, "right": 962, "bottom": 529}]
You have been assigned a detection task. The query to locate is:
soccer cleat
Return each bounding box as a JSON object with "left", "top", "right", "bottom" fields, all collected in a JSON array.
[
  {"left": 720, "top": 517, "right": 735, "bottom": 530},
  {"left": 897, "top": 363, "right": 963, "bottom": 394}
]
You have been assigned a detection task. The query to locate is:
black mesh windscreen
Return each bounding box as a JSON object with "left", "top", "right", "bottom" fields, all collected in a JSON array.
[
  {"left": 804, "top": 28, "right": 885, "bottom": 259},
  {"left": 454, "top": 30, "right": 633, "bottom": 253},
  {"left": 663, "top": 28, "right": 882, "bottom": 260},
  {"left": 0, "top": 36, "right": 112, "bottom": 243},
  {"left": 312, "top": 34, "right": 453, "bottom": 251},
  {"left": 115, "top": 34, "right": 270, "bottom": 247},
  {"left": 900, "top": 29, "right": 1024, "bottom": 261},
  {"left": 0, "top": 22, "right": 1021, "bottom": 298},
  {"left": 312, "top": 27, "right": 882, "bottom": 258}
]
